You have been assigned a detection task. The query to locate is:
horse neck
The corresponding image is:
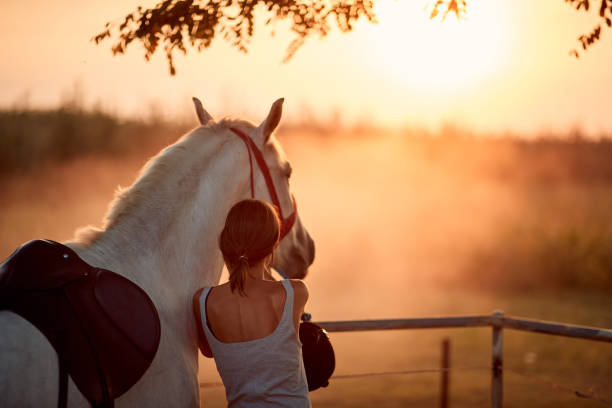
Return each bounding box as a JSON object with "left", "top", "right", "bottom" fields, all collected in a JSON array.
[{"left": 70, "top": 130, "right": 251, "bottom": 311}]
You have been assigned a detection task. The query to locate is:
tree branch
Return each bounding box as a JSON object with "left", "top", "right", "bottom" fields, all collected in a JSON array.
[
  {"left": 93, "top": 0, "right": 612, "bottom": 74},
  {"left": 565, "top": 0, "right": 612, "bottom": 58},
  {"left": 94, "top": 0, "right": 385, "bottom": 74}
]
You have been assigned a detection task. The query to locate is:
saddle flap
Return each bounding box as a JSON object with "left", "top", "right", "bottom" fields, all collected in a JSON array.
[
  {"left": 94, "top": 270, "right": 161, "bottom": 357},
  {"left": 0, "top": 240, "right": 87, "bottom": 291}
]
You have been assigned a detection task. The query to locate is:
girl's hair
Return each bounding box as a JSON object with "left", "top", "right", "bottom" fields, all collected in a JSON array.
[{"left": 219, "top": 199, "right": 280, "bottom": 296}]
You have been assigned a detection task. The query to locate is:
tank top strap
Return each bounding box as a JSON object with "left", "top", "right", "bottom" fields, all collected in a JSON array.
[{"left": 198, "top": 286, "right": 214, "bottom": 339}]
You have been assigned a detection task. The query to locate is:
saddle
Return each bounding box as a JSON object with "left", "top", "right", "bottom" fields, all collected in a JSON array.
[{"left": 0, "top": 240, "right": 161, "bottom": 408}]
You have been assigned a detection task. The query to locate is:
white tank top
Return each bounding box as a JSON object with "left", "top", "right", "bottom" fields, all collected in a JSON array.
[{"left": 199, "top": 279, "right": 311, "bottom": 407}]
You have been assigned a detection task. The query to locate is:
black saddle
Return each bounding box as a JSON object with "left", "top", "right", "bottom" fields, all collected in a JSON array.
[{"left": 0, "top": 240, "right": 161, "bottom": 408}]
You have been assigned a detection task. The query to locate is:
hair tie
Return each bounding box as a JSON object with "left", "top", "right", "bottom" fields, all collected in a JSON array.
[{"left": 238, "top": 255, "right": 248, "bottom": 263}]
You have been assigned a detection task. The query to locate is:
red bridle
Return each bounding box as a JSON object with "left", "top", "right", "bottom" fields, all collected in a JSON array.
[{"left": 230, "top": 127, "right": 297, "bottom": 240}]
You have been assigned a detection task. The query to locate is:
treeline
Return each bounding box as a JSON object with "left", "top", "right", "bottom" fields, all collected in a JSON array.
[
  {"left": 398, "top": 128, "right": 612, "bottom": 186},
  {"left": 4, "top": 105, "right": 612, "bottom": 181},
  {"left": 0, "top": 107, "right": 191, "bottom": 175}
]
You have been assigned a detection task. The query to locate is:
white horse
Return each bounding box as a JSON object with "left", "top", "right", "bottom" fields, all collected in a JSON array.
[{"left": 0, "top": 97, "right": 315, "bottom": 407}]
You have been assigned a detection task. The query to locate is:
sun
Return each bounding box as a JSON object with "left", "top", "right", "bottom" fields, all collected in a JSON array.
[{"left": 359, "top": 0, "right": 512, "bottom": 92}]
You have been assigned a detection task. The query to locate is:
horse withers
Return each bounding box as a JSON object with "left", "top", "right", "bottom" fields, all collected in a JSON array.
[{"left": 0, "top": 97, "right": 315, "bottom": 407}]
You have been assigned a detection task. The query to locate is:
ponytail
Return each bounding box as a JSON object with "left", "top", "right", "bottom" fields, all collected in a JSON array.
[{"left": 230, "top": 256, "right": 250, "bottom": 296}]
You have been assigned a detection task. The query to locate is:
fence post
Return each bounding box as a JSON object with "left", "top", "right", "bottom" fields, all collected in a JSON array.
[
  {"left": 440, "top": 337, "right": 450, "bottom": 408},
  {"left": 491, "top": 310, "right": 504, "bottom": 408}
]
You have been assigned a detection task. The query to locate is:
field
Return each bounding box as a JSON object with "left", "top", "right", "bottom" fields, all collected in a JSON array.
[{"left": 1, "top": 111, "right": 611, "bottom": 407}]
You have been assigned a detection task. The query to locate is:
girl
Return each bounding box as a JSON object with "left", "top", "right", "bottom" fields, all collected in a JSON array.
[{"left": 193, "top": 199, "right": 310, "bottom": 407}]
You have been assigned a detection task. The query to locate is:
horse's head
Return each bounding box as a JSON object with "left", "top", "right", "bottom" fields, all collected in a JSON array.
[{"left": 193, "top": 97, "right": 315, "bottom": 279}]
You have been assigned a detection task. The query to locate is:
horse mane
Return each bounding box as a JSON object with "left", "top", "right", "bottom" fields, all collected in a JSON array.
[{"left": 73, "top": 119, "right": 255, "bottom": 245}]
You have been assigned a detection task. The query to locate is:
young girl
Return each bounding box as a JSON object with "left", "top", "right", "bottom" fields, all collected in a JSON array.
[{"left": 193, "top": 199, "right": 311, "bottom": 407}]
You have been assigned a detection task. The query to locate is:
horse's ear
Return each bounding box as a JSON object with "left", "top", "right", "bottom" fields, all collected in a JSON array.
[
  {"left": 259, "top": 98, "right": 284, "bottom": 141},
  {"left": 192, "top": 97, "right": 213, "bottom": 125}
]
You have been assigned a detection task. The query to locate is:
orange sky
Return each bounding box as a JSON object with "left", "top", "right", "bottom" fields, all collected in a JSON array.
[{"left": 2, "top": 0, "right": 612, "bottom": 135}]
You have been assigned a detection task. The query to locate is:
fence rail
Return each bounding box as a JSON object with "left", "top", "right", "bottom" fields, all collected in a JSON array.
[
  {"left": 315, "top": 313, "right": 612, "bottom": 342},
  {"left": 313, "top": 310, "right": 612, "bottom": 408}
]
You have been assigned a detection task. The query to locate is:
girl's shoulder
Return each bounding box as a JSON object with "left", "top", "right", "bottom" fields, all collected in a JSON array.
[{"left": 289, "top": 279, "right": 309, "bottom": 303}]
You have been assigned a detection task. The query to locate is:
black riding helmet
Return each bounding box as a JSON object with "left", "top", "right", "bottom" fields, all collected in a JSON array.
[{"left": 299, "top": 315, "right": 335, "bottom": 391}]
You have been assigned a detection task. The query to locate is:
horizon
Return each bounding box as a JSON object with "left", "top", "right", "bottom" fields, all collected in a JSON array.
[{"left": 4, "top": 94, "right": 612, "bottom": 141}]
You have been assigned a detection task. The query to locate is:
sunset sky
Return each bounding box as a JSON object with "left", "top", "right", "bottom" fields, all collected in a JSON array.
[{"left": 2, "top": 0, "right": 612, "bottom": 135}]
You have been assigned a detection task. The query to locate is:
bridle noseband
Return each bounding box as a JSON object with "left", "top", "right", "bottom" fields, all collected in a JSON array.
[{"left": 230, "top": 127, "right": 297, "bottom": 241}]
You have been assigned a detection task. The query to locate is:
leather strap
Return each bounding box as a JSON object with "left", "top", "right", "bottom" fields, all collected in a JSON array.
[
  {"left": 57, "top": 291, "right": 68, "bottom": 408},
  {"left": 58, "top": 355, "right": 68, "bottom": 408},
  {"left": 230, "top": 127, "right": 297, "bottom": 240}
]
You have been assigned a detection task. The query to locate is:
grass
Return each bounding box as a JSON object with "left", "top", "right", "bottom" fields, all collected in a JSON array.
[{"left": 461, "top": 183, "right": 612, "bottom": 291}]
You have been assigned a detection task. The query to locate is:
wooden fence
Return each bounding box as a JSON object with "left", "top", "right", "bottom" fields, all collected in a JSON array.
[{"left": 314, "top": 310, "right": 612, "bottom": 408}]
